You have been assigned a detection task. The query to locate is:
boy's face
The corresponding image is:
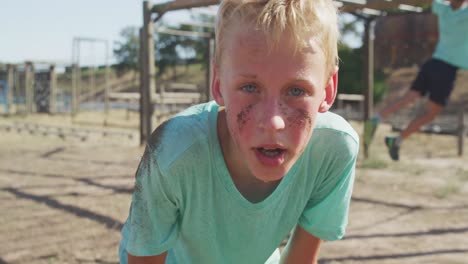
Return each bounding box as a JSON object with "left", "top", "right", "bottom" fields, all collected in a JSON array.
[{"left": 213, "top": 24, "right": 337, "bottom": 183}]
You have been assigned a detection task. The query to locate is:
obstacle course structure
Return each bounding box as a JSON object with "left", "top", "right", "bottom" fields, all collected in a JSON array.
[{"left": 139, "top": 0, "right": 433, "bottom": 147}]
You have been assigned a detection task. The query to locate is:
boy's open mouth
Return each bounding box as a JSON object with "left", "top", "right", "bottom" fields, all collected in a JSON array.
[
  {"left": 255, "top": 146, "right": 287, "bottom": 166},
  {"left": 257, "top": 147, "right": 285, "bottom": 157}
]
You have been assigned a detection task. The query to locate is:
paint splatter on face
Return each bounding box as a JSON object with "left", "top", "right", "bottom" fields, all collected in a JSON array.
[
  {"left": 287, "top": 108, "right": 312, "bottom": 131},
  {"left": 236, "top": 104, "right": 254, "bottom": 131}
]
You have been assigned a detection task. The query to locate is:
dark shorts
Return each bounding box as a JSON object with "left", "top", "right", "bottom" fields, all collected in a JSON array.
[{"left": 410, "top": 58, "right": 458, "bottom": 106}]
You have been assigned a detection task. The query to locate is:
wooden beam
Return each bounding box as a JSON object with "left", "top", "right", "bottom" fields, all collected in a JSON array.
[
  {"left": 341, "top": 0, "right": 432, "bottom": 13},
  {"left": 153, "top": 0, "right": 220, "bottom": 13},
  {"left": 156, "top": 28, "right": 213, "bottom": 38},
  {"left": 181, "top": 21, "right": 215, "bottom": 29},
  {"left": 109, "top": 92, "right": 201, "bottom": 104},
  {"left": 150, "top": 0, "right": 433, "bottom": 19}
]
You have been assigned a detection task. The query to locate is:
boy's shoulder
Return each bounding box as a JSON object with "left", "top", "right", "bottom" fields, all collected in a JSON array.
[
  {"left": 309, "top": 111, "right": 360, "bottom": 158},
  {"left": 146, "top": 101, "right": 218, "bottom": 170},
  {"left": 314, "top": 111, "right": 359, "bottom": 143}
]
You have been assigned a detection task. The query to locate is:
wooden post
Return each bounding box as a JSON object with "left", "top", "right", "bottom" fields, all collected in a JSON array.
[
  {"left": 105, "top": 41, "right": 110, "bottom": 114},
  {"left": 147, "top": 2, "right": 156, "bottom": 131},
  {"left": 337, "top": 97, "right": 343, "bottom": 110},
  {"left": 72, "top": 63, "right": 78, "bottom": 116},
  {"left": 49, "top": 65, "right": 57, "bottom": 114},
  {"left": 205, "top": 37, "right": 215, "bottom": 102},
  {"left": 14, "top": 65, "right": 20, "bottom": 112},
  {"left": 24, "top": 61, "right": 34, "bottom": 114},
  {"left": 362, "top": 18, "right": 375, "bottom": 159},
  {"left": 141, "top": 1, "right": 156, "bottom": 145},
  {"left": 77, "top": 65, "right": 82, "bottom": 114},
  {"left": 204, "top": 38, "right": 210, "bottom": 102},
  {"left": 6, "top": 64, "right": 14, "bottom": 114},
  {"left": 90, "top": 65, "right": 96, "bottom": 107},
  {"left": 458, "top": 108, "right": 464, "bottom": 156},
  {"left": 139, "top": 27, "right": 147, "bottom": 145},
  {"left": 154, "top": 0, "right": 219, "bottom": 12}
]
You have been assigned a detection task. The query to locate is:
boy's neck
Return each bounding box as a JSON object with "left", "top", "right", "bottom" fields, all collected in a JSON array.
[{"left": 217, "top": 108, "right": 281, "bottom": 203}]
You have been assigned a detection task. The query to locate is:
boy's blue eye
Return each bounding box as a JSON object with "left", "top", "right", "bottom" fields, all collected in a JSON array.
[
  {"left": 288, "top": 87, "right": 305, "bottom": 97},
  {"left": 242, "top": 84, "right": 257, "bottom": 93}
]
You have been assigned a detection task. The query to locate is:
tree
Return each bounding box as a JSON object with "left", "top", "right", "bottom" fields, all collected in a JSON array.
[
  {"left": 154, "top": 25, "right": 180, "bottom": 77},
  {"left": 113, "top": 26, "right": 140, "bottom": 75}
]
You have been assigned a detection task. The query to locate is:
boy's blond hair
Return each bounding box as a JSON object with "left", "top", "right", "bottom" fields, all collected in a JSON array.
[{"left": 215, "top": 0, "right": 340, "bottom": 75}]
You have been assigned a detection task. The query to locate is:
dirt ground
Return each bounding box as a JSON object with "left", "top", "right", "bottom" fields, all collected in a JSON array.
[{"left": 1, "top": 112, "right": 468, "bottom": 264}]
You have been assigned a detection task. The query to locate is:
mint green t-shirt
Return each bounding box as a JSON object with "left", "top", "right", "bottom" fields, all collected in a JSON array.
[
  {"left": 432, "top": 0, "right": 468, "bottom": 69},
  {"left": 119, "top": 101, "right": 359, "bottom": 264}
]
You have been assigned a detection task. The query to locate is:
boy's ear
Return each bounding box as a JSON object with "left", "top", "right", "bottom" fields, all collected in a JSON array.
[
  {"left": 211, "top": 63, "right": 225, "bottom": 106},
  {"left": 319, "top": 66, "right": 338, "bottom": 113}
]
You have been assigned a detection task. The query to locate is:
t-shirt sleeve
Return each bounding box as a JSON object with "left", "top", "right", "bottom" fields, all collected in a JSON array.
[
  {"left": 125, "top": 144, "right": 180, "bottom": 256},
  {"left": 298, "top": 135, "right": 358, "bottom": 241}
]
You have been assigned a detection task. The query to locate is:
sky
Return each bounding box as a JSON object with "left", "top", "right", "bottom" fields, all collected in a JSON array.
[
  {"left": 0, "top": 0, "right": 215, "bottom": 66},
  {"left": 0, "top": 0, "right": 360, "bottom": 67}
]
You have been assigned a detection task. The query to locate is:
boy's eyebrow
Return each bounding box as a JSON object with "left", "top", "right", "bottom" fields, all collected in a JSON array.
[
  {"left": 237, "top": 73, "right": 318, "bottom": 88},
  {"left": 238, "top": 73, "right": 257, "bottom": 79}
]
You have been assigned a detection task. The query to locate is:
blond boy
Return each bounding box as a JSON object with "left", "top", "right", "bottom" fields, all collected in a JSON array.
[{"left": 120, "top": 0, "right": 359, "bottom": 263}]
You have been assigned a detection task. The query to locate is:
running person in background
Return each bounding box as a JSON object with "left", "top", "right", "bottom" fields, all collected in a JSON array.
[{"left": 364, "top": 0, "right": 468, "bottom": 161}]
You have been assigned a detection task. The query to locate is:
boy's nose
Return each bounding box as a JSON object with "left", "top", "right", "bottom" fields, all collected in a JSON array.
[
  {"left": 258, "top": 101, "right": 286, "bottom": 131},
  {"left": 269, "top": 115, "right": 286, "bottom": 130}
]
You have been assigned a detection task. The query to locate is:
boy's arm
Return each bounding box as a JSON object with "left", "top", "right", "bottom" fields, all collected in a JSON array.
[
  {"left": 279, "top": 225, "right": 322, "bottom": 264},
  {"left": 128, "top": 252, "right": 168, "bottom": 264},
  {"left": 122, "top": 143, "right": 180, "bottom": 262}
]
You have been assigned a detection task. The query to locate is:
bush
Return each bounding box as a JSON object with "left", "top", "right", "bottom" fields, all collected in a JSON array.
[{"left": 338, "top": 45, "right": 387, "bottom": 104}]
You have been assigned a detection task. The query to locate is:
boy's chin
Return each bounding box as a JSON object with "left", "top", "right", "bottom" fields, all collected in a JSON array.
[
  {"left": 255, "top": 174, "right": 285, "bottom": 183},
  {"left": 251, "top": 165, "right": 292, "bottom": 183}
]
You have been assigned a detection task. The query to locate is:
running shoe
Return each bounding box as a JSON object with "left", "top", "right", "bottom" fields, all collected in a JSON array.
[
  {"left": 385, "top": 135, "right": 401, "bottom": 161},
  {"left": 364, "top": 116, "right": 380, "bottom": 145}
]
